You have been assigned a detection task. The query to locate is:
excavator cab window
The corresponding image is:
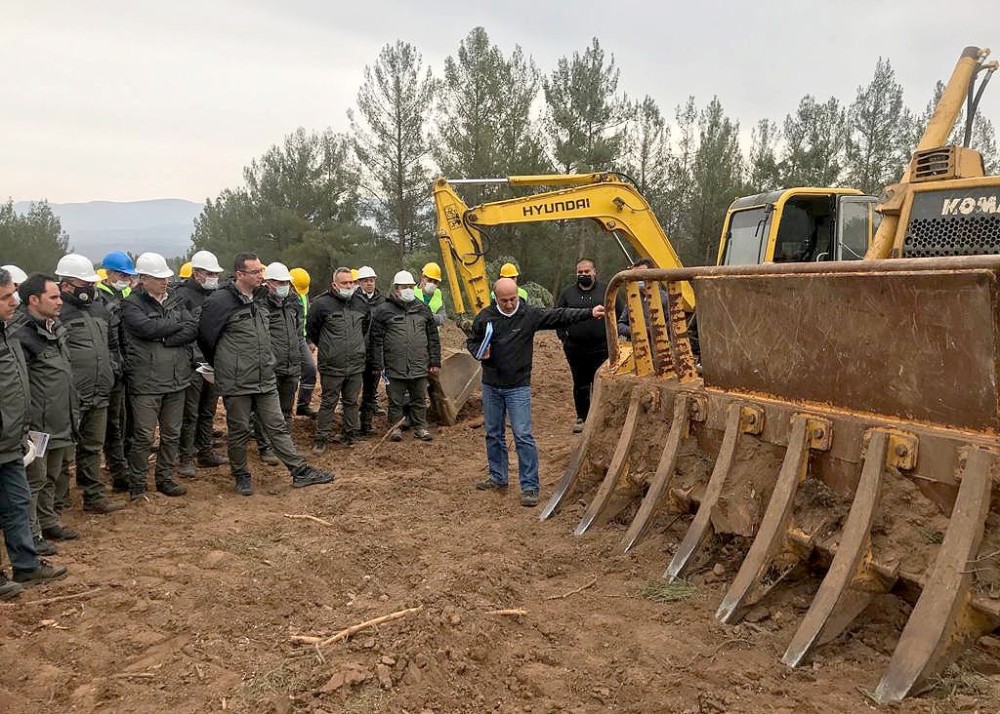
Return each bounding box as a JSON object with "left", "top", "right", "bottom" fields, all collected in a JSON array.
[
  {"left": 835, "top": 195, "right": 880, "bottom": 259},
  {"left": 721, "top": 206, "right": 772, "bottom": 265},
  {"left": 773, "top": 196, "right": 833, "bottom": 262}
]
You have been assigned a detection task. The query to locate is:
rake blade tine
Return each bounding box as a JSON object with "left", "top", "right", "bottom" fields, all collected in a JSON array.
[
  {"left": 783, "top": 430, "right": 891, "bottom": 668},
  {"left": 716, "top": 415, "right": 810, "bottom": 624},
  {"left": 622, "top": 396, "right": 690, "bottom": 552},
  {"left": 574, "top": 390, "right": 643, "bottom": 536},
  {"left": 541, "top": 372, "right": 607, "bottom": 520},
  {"left": 665, "top": 402, "right": 742, "bottom": 582},
  {"left": 874, "top": 447, "right": 994, "bottom": 704}
]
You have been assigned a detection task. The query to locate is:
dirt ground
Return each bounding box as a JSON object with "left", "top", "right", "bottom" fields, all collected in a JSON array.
[{"left": 1, "top": 332, "right": 998, "bottom": 714}]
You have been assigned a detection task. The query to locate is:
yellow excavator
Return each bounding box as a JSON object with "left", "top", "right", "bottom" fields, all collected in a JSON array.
[{"left": 542, "top": 46, "right": 1000, "bottom": 704}]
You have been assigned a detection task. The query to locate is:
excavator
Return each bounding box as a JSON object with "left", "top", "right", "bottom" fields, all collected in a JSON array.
[{"left": 539, "top": 46, "right": 1000, "bottom": 704}]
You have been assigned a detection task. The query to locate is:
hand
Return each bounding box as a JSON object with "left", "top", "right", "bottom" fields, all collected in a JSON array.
[
  {"left": 429, "top": 366, "right": 440, "bottom": 374},
  {"left": 22, "top": 439, "right": 37, "bottom": 467},
  {"left": 480, "top": 346, "right": 491, "bottom": 360},
  {"left": 591, "top": 305, "right": 606, "bottom": 319}
]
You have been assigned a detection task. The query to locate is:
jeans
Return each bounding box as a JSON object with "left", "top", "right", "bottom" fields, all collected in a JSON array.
[
  {"left": 225, "top": 390, "right": 306, "bottom": 477},
  {"left": 563, "top": 347, "right": 607, "bottom": 420},
  {"left": 0, "top": 458, "right": 40, "bottom": 572},
  {"left": 481, "top": 384, "right": 539, "bottom": 492}
]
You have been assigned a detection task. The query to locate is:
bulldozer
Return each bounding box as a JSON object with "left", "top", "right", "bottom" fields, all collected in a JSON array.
[{"left": 540, "top": 46, "right": 1000, "bottom": 703}]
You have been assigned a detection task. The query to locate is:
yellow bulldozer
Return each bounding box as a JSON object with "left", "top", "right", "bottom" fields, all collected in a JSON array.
[{"left": 539, "top": 46, "right": 1000, "bottom": 703}]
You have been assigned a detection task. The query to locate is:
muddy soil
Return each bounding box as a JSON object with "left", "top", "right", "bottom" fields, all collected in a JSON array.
[{"left": 1, "top": 332, "right": 997, "bottom": 713}]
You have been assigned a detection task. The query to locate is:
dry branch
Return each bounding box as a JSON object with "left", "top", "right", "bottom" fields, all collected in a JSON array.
[
  {"left": 22, "top": 588, "right": 104, "bottom": 607},
  {"left": 367, "top": 418, "right": 407, "bottom": 457},
  {"left": 290, "top": 605, "right": 423, "bottom": 648},
  {"left": 282, "top": 513, "right": 334, "bottom": 527},
  {"left": 486, "top": 608, "right": 528, "bottom": 616},
  {"left": 545, "top": 577, "right": 598, "bottom": 601}
]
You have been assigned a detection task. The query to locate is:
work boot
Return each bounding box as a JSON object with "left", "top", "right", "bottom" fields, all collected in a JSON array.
[
  {"left": 292, "top": 465, "right": 334, "bottom": 489},
  {"left": 312, "top": 440, "right": 327, "bottom": 455},
  {"left": 129, "top": 485, "right": 148, "bottom": 502},
  {"left": 197, "top": 450, "right": 228, "bottom": 467},
  {"left": 176, "top": 459, "right": 197, "bottom": 478},
  {"left": 332, "top": 433, "right": 357, "bottom": 448},
  {"left": 573, "top": 418, "right": 585, "bottom": 434},
  {"left": 475, "top": 478, "right": 508, "bottom": 492},
  {"left": 414, "top": 429, "right": 433, "bottom": 442},
  {"left": 259, "top": 449, "right": 281, "bottom": 466},
  {"left": 0, "top": 573, "right": 23, "bottom": 601},
  {"left": 156, "top": 479, "right": 187, "bottom": 497},
  {"left": 389, "top": 429, "right": 403, "bottom": 442},
  {"left": 42, "top": 524, "right": 79, "bottom": 541},
  {"left": 296, "top": 405, "right": 318, "bottom": 419},
  {"left": 520, "top": 490, "right": 540, "bottom": 507},
  {"left": 83, "top": 499, "right": 126, "bottom": 515},
  {"left": 32, "top": 536, "right": 58, "bottom": 556},
  {"left": 234, "top": 474, "right": 253, "bottom": 496},
  {"left": 13, "top": 560, "right": 68, "bottom": 587}
]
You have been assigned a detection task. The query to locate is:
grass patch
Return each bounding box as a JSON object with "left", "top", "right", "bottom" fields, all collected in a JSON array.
[
  {"left": 240, "top": 663, "right": 305, "bottom": 699},
  {"left": 917, "top": 526, "right": 944, "bottom": 544},
  {"left": 640, "top": 579, "right": 697, "bottom": 603},
  {"left": 929, "top": 662, "right": 1000, "bottom": 699},
  {"left": 341, "top": 684, "right": 388, "bottom": 714}
]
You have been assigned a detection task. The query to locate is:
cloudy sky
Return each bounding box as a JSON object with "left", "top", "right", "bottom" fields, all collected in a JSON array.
[{"left": 3, "top": 0, "right": 996, "bottom": 203}]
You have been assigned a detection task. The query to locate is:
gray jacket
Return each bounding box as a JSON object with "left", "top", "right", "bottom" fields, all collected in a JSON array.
[
  {"left": 258, "top": 290, "right": 302, "bottom": 379},
  {"left": 0, "top": 321, "right": 31, "bottom": 464},
  {"left": 121, "top": 288, "right": 198, "bottom": 395},
  {"left": 369, "top": 295, "right": 441, "bottom": 380},
  {"left": 60, "top": 292, "right": 117, "bottom": 409},
  {"left": 198, "top": 282, "right": 276, "bottom": 396}
]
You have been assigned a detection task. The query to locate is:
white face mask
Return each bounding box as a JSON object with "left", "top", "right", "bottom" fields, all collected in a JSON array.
[
  {"left": 423, "top": 281, "right": 437, "bottom": 295},
  {"left": 338, "top": 286, "right": 357, "bottom": 299},
  {"left": 111, "top": 280, "right": 131, "bottom": 291},
  {"left": 399, "top": 288, "right": 415, "bottom": 302},
  {"left": 275, "top": 285, "right": 290, "bottom": 298},
  {"left": 203, "top": 277, "right": 220, "bottom": 291}
]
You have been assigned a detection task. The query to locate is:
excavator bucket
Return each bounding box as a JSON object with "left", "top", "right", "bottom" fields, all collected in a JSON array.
[
  {"left": 542, "top": 257, "right": 1000, "bottom": 703},
  {"left": 428, "top": 347, "right": 482, "bottom": 425}
]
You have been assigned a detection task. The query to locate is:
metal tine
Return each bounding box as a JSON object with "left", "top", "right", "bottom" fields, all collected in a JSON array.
[
  {"left": 624, "top": 280, "right": 653, "bottom": 377},
  {"left": 622, "top": 395, "right": 690, "bottom": 553},
  {"left": 716, "top": 414, "right": 810, "bottom": 624},
  {"left": 874, "top": 447, "right": 995, "bottom": 704},
  {"left": 665, "top": 402, "right": 743, "bottom": 582},
  {"left": 574, "top": 390, "right": 644, "bottom": 536},
  {"left": 664, "top": 280, "right": 698, "bottom": 381},
  {"left": 540, "top": 373, "right": 608, "bottom": 521},
  {"left": 644, "top": 281, "right": 673, "bottom": 378},
  {"left": 783, "top": 429, "right": 892, "bottom": 668}
]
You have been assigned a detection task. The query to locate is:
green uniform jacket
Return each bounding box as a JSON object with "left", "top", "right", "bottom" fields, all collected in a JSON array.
[
  {"left": 9, "top": 308, "right": 78, "bottom": 449},
  {"left": 0, "top": 320, "right": 31, "bottom": 464},
  {"left": 306, "top": 290, "right": 368, "bottom": 378},
  {"left": 414, "top": 285, "right": 444, "bottom": 314},
  {"left": 369, "top": 295, "right": 441, "bottom": 380},
  {"left": 198, "top": 282, "right": 276, "bottom": 396},
  {"left": 258, "top": 290, "right": 302, "bottom": 379},
  {"left": 60, "top": 292, "right": 117, "bottom": 409},
  {"left": 121, "top": 288, "right": 198, "bottom": 396}
]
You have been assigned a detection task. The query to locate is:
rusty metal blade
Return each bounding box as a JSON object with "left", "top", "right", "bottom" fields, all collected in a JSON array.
[
  {"left": 716, "top": 415, "right": 810, "bottom": 624},
  {"left": 621, "top": 396, "right": 690, "bottom": 552},
  {"left": 664, "top": 402, "right": 743, "bottom": 582},
  {"left": 540, "top": 372, "right": 607, "bottom": 521},
  {"left": 874, "top": 447, "right": 994, "bottom": 704},
  {"left": 783, "top": 430, "right": 891, "bottom": 668},
  {"left": 574, "top": 390, "right": 643, "bottom": 536}
]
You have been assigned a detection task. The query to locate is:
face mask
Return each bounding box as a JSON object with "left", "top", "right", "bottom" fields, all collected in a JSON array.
[
  {"left": 72, "top": 284, "right": 96, "bottom": 303},
  {"left": 399, "top": 288, "right": 415, "bottom": 302},
  {"left": 111, "top": 280, "right": 130, "bottom": 291},
  {"left": 275, "top": 285, "right": 290, "bottom": 298},
  {"left": 423, "top": 281, "right": 437, "bottom": 295},
  {"left": 338, "top": 287, "right": 357, "bottom": 299},
  {"left": 577, "top": 274, "right": 594, "bottom": 288},
  {"left": 203, "top": 277, "right": 219, "bottom": 291}
]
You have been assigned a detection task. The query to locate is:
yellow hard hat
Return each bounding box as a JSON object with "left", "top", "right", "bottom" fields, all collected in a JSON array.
[
  {"left": 499, "top": 262, "right": 519, "bottom": 278},
  {"left": 96, "top": 268, "right": 108, "bottom": 282},
  {"left": 422, "top": 261, "right": 442, "bottom": 282},
  {"left": 179, "top": 262, "right": 193, "bottom": 279},
  {"left": 351, "top": 268, "right": 358, "bottom": 280},
  {"left": 289, "top": 267, "right": 311, "bottom": 296}
]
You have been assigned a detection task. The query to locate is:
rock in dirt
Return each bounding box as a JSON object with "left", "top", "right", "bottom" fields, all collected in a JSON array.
[
  {"left": 744, "top": 606, "right": 771, "bottom": 623},
  {"left": 202, "top": 550, "right": 231, "bottom": 569},
  {"left": 712, "top": 563, "right": 726, "bottom": 577},
  {"left": 318, "top": 662, "right": 368, "bottom": 693},
  {"left": 376, "top": 664, "right": 393, "bottom": 689}
]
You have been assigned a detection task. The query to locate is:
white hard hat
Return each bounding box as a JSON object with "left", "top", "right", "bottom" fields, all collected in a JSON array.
[
  {"left": 392, "top": 270, "right": 416, "bottom": 285},
  {"left": 135, "top": 252, "right": 174, "bottom": 279},
  {"left": 263, "top": 261, "right": 293, "bottom": 281},
  {"left": 54, "top": 254, "right": 101, "bottom": 282},
  {"left": 190, "top": 250, "right": 224, "bottom": 273},
  {"left": 356, "top": 265, "right": 377, "bottom": 280},
  {"left": 1, "top": 264, "right": 28, "bottom": 285}
]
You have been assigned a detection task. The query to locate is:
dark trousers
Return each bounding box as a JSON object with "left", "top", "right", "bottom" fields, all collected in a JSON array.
[
  {"left": 104, "top": 381, "right": 129, "bottom": 487},
  {"left": 27, "top": 445, "right": 71, "bottom": 537},
  {"left": 128, "top": 391, "right": 184, "bottom": 491},
  {"left": 316, "top": 372, "right": 362, "bottom": 441},
  {"left": 253, "top": 374, "right": 299, "bottom": 450},
  {"left": 387, "top": 377, "right": 428, "bottom": 432},
  {"left": 180, "top": 374, "right": 219, "bottom": 461},
  {"left": 225, "top": 390, "right": 305, "bottom": 477},
  {"left": 563, "top": 347, "right": 607, "bottom": 420},
  {"left": 0, "top": 459, "right": 40, "bottom": 572},
  {"left": 360, "top": 365, "right": 381, "bottom": 422},
  {"left": 296, "top": 339, "right": 317, "bottom": 411},
  {"left": 56, "top": 405, "right": 108, "bottom": 508}
]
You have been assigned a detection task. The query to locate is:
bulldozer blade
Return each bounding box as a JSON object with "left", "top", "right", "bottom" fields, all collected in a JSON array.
[
  {"left": 782, "top": 429, "right": 893, "bottom": 668},
  {"left": 428, "top": 347, "right": 482, "bottom": 426},
  {"left": 664, "top": 402, "right": 746, "bottom": 582},
  {"left": 540, "top": 372, "right": 607, "bottom": 521},
  {"left": 874, "top": 447, "right": 995, "bottom": 704},
  {"left": 573, "top": 389, "right": 642, "bottom": 536},
  {"left": 621, "top": 395, "right": 691, "bottom": 553},
  {"left": 716, "top": 414, "right": 813, "bottom": 624}
]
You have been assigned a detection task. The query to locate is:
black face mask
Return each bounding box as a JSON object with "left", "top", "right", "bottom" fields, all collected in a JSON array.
[
  {"left": 577, "top": 274, "right": 594, "bottom": 288},
  {"left": 72, "top": 284, "right": 96, "bottom": 303}
]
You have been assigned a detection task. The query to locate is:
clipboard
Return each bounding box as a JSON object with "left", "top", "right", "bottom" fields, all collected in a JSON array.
[{"left": 475, "top": 321, "right": 494, "bottom": 360}]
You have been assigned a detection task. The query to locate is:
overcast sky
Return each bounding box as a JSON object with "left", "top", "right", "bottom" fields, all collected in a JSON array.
[{"left": 3, "top": 0, "right": 996, "bottom": 203}]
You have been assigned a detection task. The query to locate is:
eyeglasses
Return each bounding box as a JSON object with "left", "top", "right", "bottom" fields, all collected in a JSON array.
[{"left": 238, "top": 268, "right": 264, "bottom": 276}]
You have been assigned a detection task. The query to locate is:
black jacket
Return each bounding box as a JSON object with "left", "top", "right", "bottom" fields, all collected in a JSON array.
[
  {"left": 370, "top": 295, "right": 441, "bottom": 380},
  {"left": 467, "top": 303, "right": 594, "bottom": 388},
  {"left": 257, "top": 290, "right": 303, "bottom": 378},
  {"left": 198, "top": 282, "right": 276, "bottom": 395},
  {"left": 60, "top": 291, "right": 118, "bottom": 409},
  {"left": 555, "top": 280, "right": 622, "bottom": 353},
  {"left": 0, "top": 321, "right": 31, "bottom": 464},
  {"left": 175, "top": 277, "right": 217, "bottom": 363},
  {"left": 307, "top": 290, "right": 368, "bottom": 377},
  {"left": 121, "top": 288, "right": 198, "bottom": 395}
]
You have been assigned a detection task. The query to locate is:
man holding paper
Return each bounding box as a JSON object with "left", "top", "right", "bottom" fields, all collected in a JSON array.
[{"left": 468, "top": 277, "right": 605, "bottom": 507}]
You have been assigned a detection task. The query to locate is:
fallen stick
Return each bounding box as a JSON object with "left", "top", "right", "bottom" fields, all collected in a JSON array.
[
  {"left": 112, "top": 672, "right": 156, "bottom": 679},
  {"left": 367, "top": 418, "right": 407, "bottom": 458},
  {"left": 22, "top": 588, "right": 104, "bottom": 607},
  {"left": 544, "top": 576, "right": 598, "bottom": 601},
  {"left": 290, "top": 605, "right": 423, "bottom": 648},
  {"left": 283, "top": 513, "right": 334, "bottom": 527},
  {"left": 486, "top": 608, "right": 527, "bottom": 616}
]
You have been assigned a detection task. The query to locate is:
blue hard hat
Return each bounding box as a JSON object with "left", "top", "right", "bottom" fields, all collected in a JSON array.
[{"left": 102, "top": 250, "right": 136, "bottom": 276}]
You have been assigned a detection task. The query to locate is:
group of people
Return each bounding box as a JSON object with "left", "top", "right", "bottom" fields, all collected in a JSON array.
[{"left": 0, "top": 247, "right": 616, "bottom": 599}]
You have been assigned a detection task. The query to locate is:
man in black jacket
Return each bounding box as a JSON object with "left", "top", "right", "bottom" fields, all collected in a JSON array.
[
  {"left": 198, "top": 253, "right": 333, "bottom": 496},
  {"left": 467, "top": 278, "right": 605, "bottom": 507},
  {"left": 369, "top": 270, "right": 441, "bottom": 442},
  {"left": 355, "top": 265, "right": 385, "bottom": 435}
]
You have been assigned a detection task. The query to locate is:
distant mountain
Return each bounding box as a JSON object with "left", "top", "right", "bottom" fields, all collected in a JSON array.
[{"left": 13, "top": 198, "right": 202, "bottom": 261}]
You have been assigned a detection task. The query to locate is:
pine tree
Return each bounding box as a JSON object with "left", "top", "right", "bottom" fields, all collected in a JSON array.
[
  {"left": 780, "top": 96, "right": 848, "bottom": 186},
  {"left": 746, "top": 118, "right": 782, "bottom": 192},
  {"left": 845, "top": 58, "right": 909, "bottom": 194},
  {"left": 0, "top": 200, "right": 69, "bottom": 273}
]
